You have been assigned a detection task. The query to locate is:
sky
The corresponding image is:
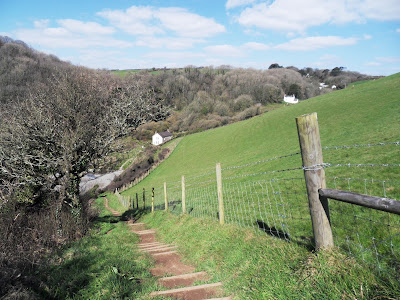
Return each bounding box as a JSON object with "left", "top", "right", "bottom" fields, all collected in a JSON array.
[{"left": 1, "top": 0, "right": 399, "bottom": 75}]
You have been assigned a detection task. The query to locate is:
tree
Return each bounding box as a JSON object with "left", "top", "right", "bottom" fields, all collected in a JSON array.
[
  {"left": 287, "top": 83, "right": 302, "bottom": 99},
  {"left": 0, "top": 66, "right": 168, "bottom": 213},
  {"left": 268, "top": 63, "right": 283, "bottom": 69},
  {"left": 331, "top": 66, "right": 345, "bottom": 76}
]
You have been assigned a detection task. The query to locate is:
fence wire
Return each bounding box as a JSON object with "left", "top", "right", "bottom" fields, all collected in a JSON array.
[
  {"left": 326, "top": 177, "right": 400, "bottom": 272},
  {"left": 124, "top": 140, "right": 399, "bottom": 273}
]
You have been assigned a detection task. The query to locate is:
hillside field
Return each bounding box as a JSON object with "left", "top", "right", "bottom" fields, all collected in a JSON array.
[{"left": 124, "top": 73, "right": 399, "bottom": 192}]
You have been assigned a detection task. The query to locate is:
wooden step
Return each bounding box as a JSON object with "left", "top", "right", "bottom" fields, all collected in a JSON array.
[
  {"left": 138, "top": 242, "right": 164, "bottom": 248},
  {"left": 133, "top": 229, "right": 156, "bottom": 235},
  {"left": 158, "top": 271, "right": 209, "bottom": 289},
  {"left": 149, "top": 282, "right": 223, "bottom": 299},
  {"left": 141, "top": 246, "right": 177, "bottom": 253},
  {"left": 152, "top": 250, "right": 178, "bottom": 256}
]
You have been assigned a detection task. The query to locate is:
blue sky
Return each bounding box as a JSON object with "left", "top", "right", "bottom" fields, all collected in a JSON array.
[{"left": 1, "top": 0, "right": 399, "bottom": 75}]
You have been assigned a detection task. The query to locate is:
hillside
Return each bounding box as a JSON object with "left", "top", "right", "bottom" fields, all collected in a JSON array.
[
  {"left": 120, "top": 73, "right": 399, "bottom": 285},
  {"left": 124, "top": 73, "right": 399, "bottom": 190},
  {"left": 116, "top": 65, "right": 375, "bottom": 135}
]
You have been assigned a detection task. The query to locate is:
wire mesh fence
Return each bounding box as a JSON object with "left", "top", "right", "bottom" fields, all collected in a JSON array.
[
  {"left": 322, "top": 141, "right": 400, "bottom": 273},
  {"left": 121, "top": 139, "right": 399, "bottom": 273}
]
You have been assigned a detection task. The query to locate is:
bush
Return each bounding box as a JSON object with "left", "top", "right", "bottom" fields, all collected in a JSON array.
[
  {"left": 234, "top": 106, "right": 261, "bottom": 121},
  {"left": 233, "top": 94, "right": 254, "bottom": 112}
]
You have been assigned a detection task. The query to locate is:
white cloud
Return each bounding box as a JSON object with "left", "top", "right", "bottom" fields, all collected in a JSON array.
[
  {"left": 143, "top": 51, "right": 205, "bottom": 60},
  {"left": 226, "top": 0, "right": 257, "bottom": 9},
  {"left": 363, "top": 34, "right": 372, "bottom": 40},
  {"left": 34, "top": 19, "right": 50, "bottom": 28},
  {"left": 235, "top": 0, "right": 400, "bottom": 33},
  {"left": 77, "top": 50, "right": 150, "bottom": 69},
  {"left": 377, "top": 56, "right": 400, "bottom": 63},
  {"left": 98, "top": 6, "right": 225, "bottom": 38},
  {"left": 136, "top": 37, "right": 205, "bottom": 50},
  {"left": 365, "top": 62, "right": 381, "bottom": 66},
  {"left": 15, "top": 23, "right": 132, "bottom": 49},
  {"left": 204, "top": 45, "right": 244, "bottom": 57},
  {"left": 97, "top": 7, "right": 163, "bottom": 35},
  {"left": 155, "top": 7, "right": 226, "bottom": 38},
  {"left": 275, "top": 36, "right": 358, "bottom": 51},
  {"left": 57, "top": 19, "right": 115, "bottom": 35},
  {"left": 358, "top": 0, "right": 400, "bottom": 21},
  {"left": 242, "top": 42, "right": 270, "bottom": 50},
  {"left": 43, "top": 27, "right": 69, "bottom": 37},
  {"left": 396, "top": 28, "right": 400, "bottom": 33}
]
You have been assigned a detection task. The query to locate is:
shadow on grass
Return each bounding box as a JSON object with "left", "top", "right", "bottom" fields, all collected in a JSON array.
[
  {"left": 255, "top": 219, "right": 315, "bottom": 251},
  {"left": 121, "top": 208, "right": 150, "bottom": 222},
  {"left": 95, "top": 209, "right": 151, "bottom": 225}
]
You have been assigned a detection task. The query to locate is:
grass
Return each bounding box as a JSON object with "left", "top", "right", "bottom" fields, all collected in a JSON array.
[
  {"left": 30, "top": 196, "right": 164, "bottom": 300},
  {"left": 140, "top": 211, "right": 400, "bottom": 299},
  {"left": 120, "top": 73, "right": 400, "bottom": 274}
]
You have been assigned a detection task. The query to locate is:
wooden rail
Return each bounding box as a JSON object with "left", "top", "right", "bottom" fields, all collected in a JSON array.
[{"left": 319, "top": 188, "right": 400, "bottom": 215}]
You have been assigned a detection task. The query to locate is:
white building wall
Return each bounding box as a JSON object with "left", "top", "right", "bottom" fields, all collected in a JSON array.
[{"left": 152, "top": 134, "right": 163, "bottom": 146}]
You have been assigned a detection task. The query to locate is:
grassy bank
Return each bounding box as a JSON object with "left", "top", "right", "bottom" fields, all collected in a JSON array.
[
  {"left": 31, "top": 196, "right": 160, "bottom": 299},
  {"left": 28, "top": 193, "right": 399, "bottom": 299},
  {"left": 141, "top": 211, "right": 400, "bottom": 299}
]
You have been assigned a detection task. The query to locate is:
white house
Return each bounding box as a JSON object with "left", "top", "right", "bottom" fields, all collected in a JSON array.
[
  {"left": 283, "top": 94, "right": 298, "bottom": 104},
  {"left": 331, "top": 85, "right": 337, "bottom": 89},
  {"left": 319, "top": 82, "right": 329, "bottom": 90},
  {"left": 152, "top": 131, "right": 173, "bottom": 146}
]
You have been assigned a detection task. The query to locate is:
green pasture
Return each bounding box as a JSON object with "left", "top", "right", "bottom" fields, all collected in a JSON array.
[{"left": 116, "top": 73, "right": 400, "bottom": 273}]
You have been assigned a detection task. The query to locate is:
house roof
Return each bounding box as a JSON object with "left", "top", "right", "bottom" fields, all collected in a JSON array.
[{"left": 158, "top": 131, "right": 173, "bottom": 138}]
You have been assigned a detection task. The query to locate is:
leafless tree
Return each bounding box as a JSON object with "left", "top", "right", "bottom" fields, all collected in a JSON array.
[{"left": 0, "top": 66, "right": 168, "bottom": 212}]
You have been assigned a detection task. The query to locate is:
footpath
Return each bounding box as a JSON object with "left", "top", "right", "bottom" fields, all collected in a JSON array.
[{"left": 104, "top": 198, "right": 232, "bottom": 300}]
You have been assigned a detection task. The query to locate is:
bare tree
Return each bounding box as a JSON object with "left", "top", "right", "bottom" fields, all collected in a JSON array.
[{"left": 0, "top": 66, "right": 168, "bottom": 211}]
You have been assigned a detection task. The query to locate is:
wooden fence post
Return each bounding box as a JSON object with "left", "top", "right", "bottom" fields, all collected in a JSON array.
[
  {"left": 296, "top": 112, "right": 333, "bottom": 249},
  {"left": 136, "top": 193, "right": 138, "bottom": 209},
  {"left": 182, "top": 175, "right": 186, "bottom": 214},
  {"left": 143, "top": 188, "right": 146, "bottom": 209},
  {"left": 164, "top": 181, "right": 168, "bottom": 211},
  {"left": 151, "top": 187, "right": 155, "bottom": 213},
  {"left": 216, "top": 163, "right": 225, "bottom": 225}
]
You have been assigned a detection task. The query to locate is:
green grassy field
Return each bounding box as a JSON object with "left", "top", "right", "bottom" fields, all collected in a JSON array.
[
  {"left": 120, "top": 73, "right": 400, "bottom": 273},
  {"left": 123, "top": 73, "right": 399, "bottom": 187}
]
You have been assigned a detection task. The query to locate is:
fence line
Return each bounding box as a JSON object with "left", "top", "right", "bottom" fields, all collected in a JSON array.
[{"left": 120, "top": 113, "right": 399, "bottom": 273}]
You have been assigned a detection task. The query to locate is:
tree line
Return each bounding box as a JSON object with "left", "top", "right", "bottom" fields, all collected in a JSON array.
[{"left": 125, "top": 64, "right": 373, "bottom": 136}]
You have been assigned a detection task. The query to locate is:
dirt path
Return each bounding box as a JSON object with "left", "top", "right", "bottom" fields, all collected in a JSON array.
[
  {"left": 103, "top": 197, "right": 121, "bottom": 216},
  {"left": 103, "top": 199, "right": 232, "bottom": 300}
]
